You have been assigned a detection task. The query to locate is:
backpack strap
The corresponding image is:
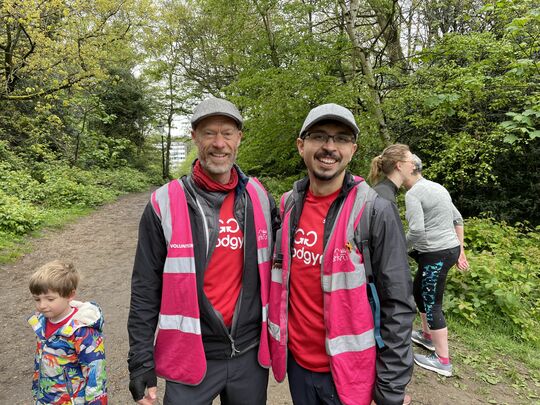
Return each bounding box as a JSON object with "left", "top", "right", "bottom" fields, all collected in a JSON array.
[
  {"left": 279, "top": 190, "right": 294, "bottom": 220},
  {"left": 273, "top": 190, "right": 293, "bottom": 268},
  {"left": 356, "top": 188, "right": 385, "bottom": 349}
]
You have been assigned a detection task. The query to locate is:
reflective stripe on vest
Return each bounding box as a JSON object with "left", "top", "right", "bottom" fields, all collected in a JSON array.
[
  {"left": 152, "top": 179, "right": 204, "bottom": 385},
  {"left": 245, "top": 178, "right": 273, "bottom": 368},
  {"left": 158, "top": 314, "right": 201, "bottom": 334},
  {"left": 326, "top": 329, "right": 375, "bottom": 356},
  {"left": 152, "top": 177, "right": 273, "bottom": 384},
  {"left": 268, "top": 204, "right": 292, "bottom": 382},
  {"left": 269, "top": 178, "right": 376, "bottom": 405},
  {"left": 322, "top": 179, "right": 376, "bottom": 405}
]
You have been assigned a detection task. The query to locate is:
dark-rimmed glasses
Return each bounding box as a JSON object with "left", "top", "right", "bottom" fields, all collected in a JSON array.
[{"left": 303, "top": 132, "right": 355, "bottom": 145}]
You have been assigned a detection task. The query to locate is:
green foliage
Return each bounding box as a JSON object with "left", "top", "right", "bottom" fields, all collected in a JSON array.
[
  {"left": 445, "top": 218, "right": 540, "bottom": 342},
  {"left": 35, "top": 167, "right": 118, "bottom": 208},
  {"left": 31, "top": 165, "right": 156, "bottom": 208},
  {"left": 232, "top": 64, "right": 371, "bottom": 178},
  {"left": 0, "top": 141, "right": 48, "bottom": 203},
  {"left": 386, "top": 27, "right": 540, "bottom": 224},
  {"left": 500, "top": 103, "right": 540, "bottom": 144},
  {"left": 258, "top": 175, "right": 301, "bottom": 202},
  {"left": 92, "top": 167, "right": 156, "bottom": 193},
  {"left": 0, "top": 160, "right": 154, "bottom": 262},
  {"left": 0, "top": 191, "right": 43, "bottom": 234}
]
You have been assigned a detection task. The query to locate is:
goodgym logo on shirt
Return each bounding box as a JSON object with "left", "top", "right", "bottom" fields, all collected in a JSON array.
[
  {"left": 217, "top": 218, "right": 243, "bottom": 250},
  {"left": 293, "top": 228, "right": 322, "bottom": 266}
]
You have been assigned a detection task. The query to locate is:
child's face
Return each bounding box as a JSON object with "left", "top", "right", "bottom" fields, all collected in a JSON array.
[{"left": 32, "top": 290, "right": 75, "bottom": 322}]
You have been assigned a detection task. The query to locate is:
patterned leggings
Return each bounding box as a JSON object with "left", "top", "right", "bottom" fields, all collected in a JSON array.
[{"left": 413, "top": 246, "right": 460, "bottom": 330}]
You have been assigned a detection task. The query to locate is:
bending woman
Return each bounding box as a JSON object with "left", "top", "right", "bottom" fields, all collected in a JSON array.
[
  {"left": 368, "top": 143, "right": 412, "bottom": 204},
  {"left": 403, "top": 154, "right": 468, "bottom": 377}
]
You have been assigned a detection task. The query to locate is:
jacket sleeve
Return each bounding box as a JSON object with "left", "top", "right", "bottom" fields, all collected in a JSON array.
[
  {"left": 369, "top": 197, "right": 416, "bottom": 405},
  {"left": 76, "top": 328, "right": 107, "bottom": 404},
  {"left": 32, "top": 341, "right": 39, "bottom": 400},
  {"left": 268, "top": 193, "right": 281, "bottom": 241},
  {"left": 127, "top": 202, "right": 167, "bottom": 377}
]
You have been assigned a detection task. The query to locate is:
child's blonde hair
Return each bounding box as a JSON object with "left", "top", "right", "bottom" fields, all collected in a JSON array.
[{"left": 29, "top": 260, "right": 79, "bottom": 297}]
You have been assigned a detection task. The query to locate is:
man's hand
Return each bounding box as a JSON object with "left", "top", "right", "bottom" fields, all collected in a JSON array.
[{"left": 129, "top": 369, "right": 158, "bottom": 404}]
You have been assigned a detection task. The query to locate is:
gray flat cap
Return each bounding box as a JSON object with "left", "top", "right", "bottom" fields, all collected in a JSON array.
[
  {"left": 300, "top": 103, "right": 359, "bottom": 138},
  {"left": 191, "top": 97, "right": 243, "bottom": 129}
]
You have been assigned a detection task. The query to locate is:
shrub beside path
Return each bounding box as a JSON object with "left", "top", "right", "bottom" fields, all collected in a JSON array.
[{"left": 0, "top": 190, "right": 533, "bottom": 404}]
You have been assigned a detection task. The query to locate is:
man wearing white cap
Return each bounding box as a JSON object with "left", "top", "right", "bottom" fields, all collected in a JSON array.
[
  {"left": 268, "top": 103, "right": 415, "bottom": 405},
  {"left": 128, "top": 98, "right": 278, "bottom": 404}
]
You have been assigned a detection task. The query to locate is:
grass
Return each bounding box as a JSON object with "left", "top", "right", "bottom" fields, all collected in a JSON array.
[
  {"left": 0, "top": 232, "right": 26, "bottom": 263},
  {"left": 446, "top": 314, "right": 540, "bottom": 402},
  {"left": 0, "top": 206, "right": 93, "bottom": 264}
]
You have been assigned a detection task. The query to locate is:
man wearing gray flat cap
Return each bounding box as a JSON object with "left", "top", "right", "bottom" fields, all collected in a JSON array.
[
  {"left": 128, "top": 97, "right": 279, "bottom": 405},
  {"left": 268, "top": 103, "right": 415, "bottom": 405}
]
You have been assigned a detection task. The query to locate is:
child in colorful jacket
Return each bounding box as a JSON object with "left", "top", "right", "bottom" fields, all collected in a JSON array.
[{"left": 28, "top": 260, "right": 107, "bottom": 405}]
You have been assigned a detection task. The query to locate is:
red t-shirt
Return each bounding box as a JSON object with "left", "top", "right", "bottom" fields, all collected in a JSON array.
[
  {"left": 45, "top": 307, "right": 78, "bottom": 339},
  {"left": 288, "top": 188, "right": 340, "bottom": 372},
  {"left": 204, "top": 192, "right": 244, "bottom": 327}
]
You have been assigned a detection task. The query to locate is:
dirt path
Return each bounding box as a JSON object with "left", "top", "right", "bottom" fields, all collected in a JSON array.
[{"left": 0, "top": 190, "right": 534, "bottom": 404}]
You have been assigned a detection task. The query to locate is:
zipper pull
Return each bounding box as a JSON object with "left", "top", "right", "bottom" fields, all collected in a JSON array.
[{"left": 229, "top": 336, "right": 240, "bottom": 358}]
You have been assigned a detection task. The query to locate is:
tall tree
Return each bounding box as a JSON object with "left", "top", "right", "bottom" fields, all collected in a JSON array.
[
  {"left": 0, "top": 0, "right": 143, "bottom": 101},
  {"left": 338, "top": 0, "right": 392, "bottom": 145}
]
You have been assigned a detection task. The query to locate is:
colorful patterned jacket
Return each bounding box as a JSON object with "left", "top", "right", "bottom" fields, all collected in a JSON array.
[{"left": 28, "top": 300, "right": 107, "bottom": 405}]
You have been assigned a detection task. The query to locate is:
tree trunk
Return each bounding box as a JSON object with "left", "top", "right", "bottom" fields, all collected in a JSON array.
[
  {"left": 163, "top": 71, "right": 174, "bottom": 180},
  {"left": 368, "top": 0, "right": 406, "bottom": 69},
  {"left": 73, "top": 110, "right": 87, "bottom": 167},
  {"left": 339, "top": 0, "right": 392, "bottom": 146},
  {"left": 255, "top": 1, "right": 280, "bottom": 68}
]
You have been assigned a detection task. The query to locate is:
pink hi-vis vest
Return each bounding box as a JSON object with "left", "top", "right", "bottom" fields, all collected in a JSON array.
[
  {"left": 269, "top": 179, "right": 376, "bottom": 405},
  {"left": 151, "top": 177, "right": 273, "bottom": 385}
]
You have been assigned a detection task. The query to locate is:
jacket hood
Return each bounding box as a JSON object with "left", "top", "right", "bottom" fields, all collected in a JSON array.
[
  {"left": 28, "top": 300, "right": 104, "bottom": 338},
  {"left": 70, "top": 300, "right": 104, "bottom": 331}
]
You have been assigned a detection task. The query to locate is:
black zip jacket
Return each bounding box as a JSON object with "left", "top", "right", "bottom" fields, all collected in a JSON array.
[
  {"left": 127, "top": 165, "right": 279, "bottom": 378},
  {"left": 289, "top": 173, "right": 416, "bottom": 405}
]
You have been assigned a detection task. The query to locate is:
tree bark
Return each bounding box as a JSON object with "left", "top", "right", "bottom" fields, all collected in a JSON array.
[
  {"left": 339, "top": 0, "right": 392, "bottom": 146},
  {"left": 368, "top": 0, "right": 406, "bottom": 69}
]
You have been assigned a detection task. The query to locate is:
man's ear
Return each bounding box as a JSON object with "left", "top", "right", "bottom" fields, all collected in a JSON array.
[{"left": 296, "top": 137, "right": 304, "bottom": 156}]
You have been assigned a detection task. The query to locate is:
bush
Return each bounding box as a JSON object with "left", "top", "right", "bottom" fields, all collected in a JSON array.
[
  {"left": 36, "top": 166, "right": 118, "bottom": 208},
  {"left": 259, "top": 175, "right": 300, "bottom": 202},
  {"left": 0, "top": 164, "right": 43, "bottom": 203},
  {"left": 92, "top": 167, "right": 156, "bottom": 192},
  {"left": 0, "top": 191, "right": 43, "bottom": 234},
  {"left": 444, "top": 217, "right": 540, "bottom": 342}
]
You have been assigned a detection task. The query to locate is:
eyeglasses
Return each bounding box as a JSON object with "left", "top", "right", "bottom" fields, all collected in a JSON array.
[{"left": 303, "top": 132, "right": 355, "bottom": 145}]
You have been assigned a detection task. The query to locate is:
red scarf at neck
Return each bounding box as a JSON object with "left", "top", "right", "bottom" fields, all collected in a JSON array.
[{"left": 192, "top": 160, "right": 238, "bottom": 192}]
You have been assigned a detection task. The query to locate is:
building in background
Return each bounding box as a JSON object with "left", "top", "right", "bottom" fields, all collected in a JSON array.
[{"left": 169, "top": 141, "right": 187, "bottom": 168}]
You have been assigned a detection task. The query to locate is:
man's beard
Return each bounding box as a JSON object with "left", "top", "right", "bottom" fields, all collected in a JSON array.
[{"left": 311, "top": 151, "right": 345, "bottom": 181}]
